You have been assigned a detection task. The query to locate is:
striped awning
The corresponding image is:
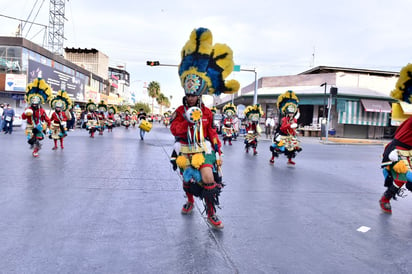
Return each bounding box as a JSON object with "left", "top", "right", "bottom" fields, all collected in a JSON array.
[
  {"left": 338, "top": 101, "right": 389, "bottom": 126},
  {"left": 361, "top": 99, "right": 391, "bottom": 113}
]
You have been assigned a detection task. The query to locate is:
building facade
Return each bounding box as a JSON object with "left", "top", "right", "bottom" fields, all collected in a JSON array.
[
  {"left": 0, "top": 37, "right": 132, "bottom": 115},
  {"left": 215, "top": 66, "right": 404, "bottom": 139}
]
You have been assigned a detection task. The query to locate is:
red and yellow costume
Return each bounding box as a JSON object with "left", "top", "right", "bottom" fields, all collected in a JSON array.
[
  {"left": 85, "top": 100, "right": 98, "bottom": 138},
  {"left": 22, "top": 78, "right": 52, "bottom": 157},
  {"left": 107, "top": 105, "right": 117, "bottom": 132},
  {"left": 222, "top": 103, "right": 236, "bottom": 146},
  {"left": 49, "top": 90, "right": 72, "bottom": 150},
  {"left": 243, "top": 104, "right": 263, "bottom": 155},
  {"left": 270, "top": 90, "right": 302, "bottom": 166},
  {"left": 379, "top": 64, "right": 412, "bottom": 214},
  {"left": 122, "top": 110, "right": 131, "bottom": 129},
  {"left": 97, "top": 100, "right": 107, "bottom": 135},
  {"left": 170, "top": 27, "right": 239, "bottom": 229}
]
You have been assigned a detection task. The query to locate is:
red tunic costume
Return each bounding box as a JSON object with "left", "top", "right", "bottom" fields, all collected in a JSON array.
[
  {"left": 171, "top": 104, "right": 221, "bottom": 151},
  {"left": 50, "top": 110, "right": 68, "bottom": 149},
  {"left": 22, "top": 107, "right": 51, "bottom": 157}
]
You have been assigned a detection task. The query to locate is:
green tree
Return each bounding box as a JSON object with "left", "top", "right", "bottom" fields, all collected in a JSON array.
[
  {"left": 156, "top": 93, "right": 168, "bottom": 114},
  {"left": 133, "top": 102, "right": 150, "bottom": 114},
  {"left": 147, "top": 81, "right": 160, "bottom": 114}
]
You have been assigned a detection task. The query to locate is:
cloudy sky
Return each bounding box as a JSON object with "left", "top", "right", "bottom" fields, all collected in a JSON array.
[{"left": 1, "top": 0, "right": 412, "bottom": 107}]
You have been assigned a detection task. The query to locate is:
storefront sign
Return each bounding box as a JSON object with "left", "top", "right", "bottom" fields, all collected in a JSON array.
[{"left": 5, "top": 74, "right": 26, "bottom": 91}]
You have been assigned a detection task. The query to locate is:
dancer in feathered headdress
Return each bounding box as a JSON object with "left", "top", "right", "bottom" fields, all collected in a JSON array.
[
  {"left": 379, "top": 64, "right": 412, "bottom": 214},
  {"left": 270, "top": 90, "right": 302, "bottom": 166},
  {"left": 21, "top": 78, "right": 52, "bottom": 157},
  {"left": 85, "top": 99, "right": 98, "bottom": 138},
  {"left": 170, "top": 27, "right": 240, "bottom": 229},
  {"left": 49, "top": 90, "right": 72, "bottom": 150},
  {"left": 107, "top": 105, "right": 117, "bottom": 132},
  {"left": 163, "top": 111, "right": 171, "bottom": 128},
  {"left": 96, "top": 100, "right": 107, "bottom": 135},
  {"left": 222, "top": 102, "right": 237, "bottom": 145},
  {"left": 243, "top": 104, "right": 263, "bottom": 155}
]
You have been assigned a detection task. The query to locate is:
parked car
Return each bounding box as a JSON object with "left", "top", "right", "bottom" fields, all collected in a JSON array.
[
  {"left": 12, "top": 113, "right": 22, "bottom": 127},
  {"left": 213, "top": 113, "right": 223, "bottom": 134}
]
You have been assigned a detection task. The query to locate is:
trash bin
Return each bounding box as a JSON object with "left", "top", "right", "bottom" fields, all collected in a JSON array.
[{"left": 328, "top": 129, "right": 336, "bottom": 136}]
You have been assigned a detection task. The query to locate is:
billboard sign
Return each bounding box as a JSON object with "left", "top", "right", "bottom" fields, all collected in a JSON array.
[{"left": 28, "top": 59, "right": 86, "bottom": 102}]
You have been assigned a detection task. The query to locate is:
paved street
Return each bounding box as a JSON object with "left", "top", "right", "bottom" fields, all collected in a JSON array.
[{"left": 0, "top": 124, "right": 411, "bottom": 274}]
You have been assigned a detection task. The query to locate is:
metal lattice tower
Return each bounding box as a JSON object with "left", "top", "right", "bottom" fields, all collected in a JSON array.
[{"left": 48, "top": 0, "right": 66, "bottom": 56}]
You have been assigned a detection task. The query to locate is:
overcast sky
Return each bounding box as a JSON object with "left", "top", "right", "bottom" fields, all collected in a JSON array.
[{"left": 1, "top": 0, "right": 412, "bottom": 107}]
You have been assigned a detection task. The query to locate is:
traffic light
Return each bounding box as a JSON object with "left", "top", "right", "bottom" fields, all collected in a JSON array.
[{"left": 146, "top": 61, "right": 160, "bottom": 66}]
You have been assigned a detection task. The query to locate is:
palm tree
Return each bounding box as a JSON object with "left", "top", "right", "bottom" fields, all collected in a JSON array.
[
  {"left": 147, "top": 81, "right": 160, "bottom": 114},
  {"left": 156, "top": 93, "right": 167, "bottom": 114}
]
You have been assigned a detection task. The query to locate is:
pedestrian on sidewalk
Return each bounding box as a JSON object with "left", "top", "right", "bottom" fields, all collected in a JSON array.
[
  {"left": 170, "top": 27, "right": 239, "bottom": 229},
  {"left": 265, "top": 115, "right": 275, "bottom": 139},
  {"left": 3, "top": 103, "right": 15, "bottom": 134}
]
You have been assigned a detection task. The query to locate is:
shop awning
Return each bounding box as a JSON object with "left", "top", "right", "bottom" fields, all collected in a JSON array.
[
  {"left": 339, "top": 101, "right": 389, "bottom": 126},
  {"left": 360, "top": 99, "right": 391, "bottom": 113}
]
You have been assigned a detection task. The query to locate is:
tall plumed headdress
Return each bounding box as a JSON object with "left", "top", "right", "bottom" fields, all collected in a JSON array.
[
  {"left": 25, "top": 78, "right": 53, "bottom": 105},
  {"left": 178, "top": 27, "right": 240, "bottom": 96},
  {"left": 86, "top": 99, "right": 96, "bottom": 112},
  {"left": 210, "top": 106, "right": 217, "bottom": 114},
  {"left": 391, "top": 63, "right": 412, "bottom": 104},
  {"left": 244, "top": 104, "right": 264, "bottom": 121},
  {"left": 223, "top": 102, "right": 237, "bottom": 117},
  {"left": 277, "top": 90, "right": 299, "bottom": 115},
  {"left": 50, "top": 90, "right": 72, "bottom": 111},
  {"left": 108, "top": 105, "right": 117, "bottom": 114},
  {"left": 97, "top": 100, "right": 108, "bottom": 112}
]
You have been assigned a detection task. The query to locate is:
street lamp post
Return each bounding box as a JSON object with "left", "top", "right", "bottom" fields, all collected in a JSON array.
[{"left": 320, "top": 82, "right": 327, "bottom": 139}]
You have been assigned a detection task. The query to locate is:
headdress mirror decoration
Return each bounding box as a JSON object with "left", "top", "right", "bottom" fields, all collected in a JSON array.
[
  {"left": 277, "top": 90, "right": 299, "bottom": 115},
  {"left": 178, "top": 27, "right": 240, "bottom": 97},
  {"left": 50, "top": 90, "right": 72, "bottom": 111},
  {"left": 244, "top": 104, "right": 264, "bottom": 122},
  {"left": 86, "top": 99, "right": 96, "bottom": 112},
  {"left": 223, "top": 102, "right": 237, "bottom": 117},
  {"left": 25, "top": 78, "right": 53, "bottom": 105}
]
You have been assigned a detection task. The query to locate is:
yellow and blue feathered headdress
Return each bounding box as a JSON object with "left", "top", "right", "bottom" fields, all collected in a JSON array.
[
  {"left": 97, "top": 100, "right": 108, "bottom": 112},
  {"left": 277, "top": 90, "right": 299, "bottom": 115},
  {"left": 50, "top": 90, "right": 72, "bottom": 111},
  {"left": 391, "top": 63, "right": 412, "bottom": 104},
  {"left": 25, "top": 78, "right": 53, "bottom": 105},
  {"left": 244, "top": 104, "right": 264, "bottom": 120},
  {"left": 108, "top": 105, "right": 117, "bottom": 114},
  {"left": 86, "top": 99, "right": 96, "bottom": 112},
  {"left": 178, "top": 27, "right": 240, "bottom": 96},
  {"left": 223, "top": 102, "right": 237, "bottom": 116}
]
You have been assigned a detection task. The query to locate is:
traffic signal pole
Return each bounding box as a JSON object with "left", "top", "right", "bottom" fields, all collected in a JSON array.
[{"left": 239, "top": 68, "right": 258, "bottom": 105}]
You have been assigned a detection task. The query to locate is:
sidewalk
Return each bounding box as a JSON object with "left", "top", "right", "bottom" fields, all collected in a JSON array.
[{"left": 258, "top": 134, "right": 390, "bottom": 145}]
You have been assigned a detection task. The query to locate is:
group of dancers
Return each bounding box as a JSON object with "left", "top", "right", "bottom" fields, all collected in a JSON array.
[
  {"left": 215, "top": 90, "right": 302, "bottom": 166},
  {"left": 21, "top": 78, "right": 150, "bottom": 157}
]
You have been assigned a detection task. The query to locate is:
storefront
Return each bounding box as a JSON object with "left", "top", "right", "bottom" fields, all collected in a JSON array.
[{"left": 337, "top": 99, "right": 391, "bottom": 138}]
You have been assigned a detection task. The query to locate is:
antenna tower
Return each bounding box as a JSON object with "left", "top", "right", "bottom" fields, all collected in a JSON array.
[{"left": 48, "top": 0, "right": 66, "bottom": 56}]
